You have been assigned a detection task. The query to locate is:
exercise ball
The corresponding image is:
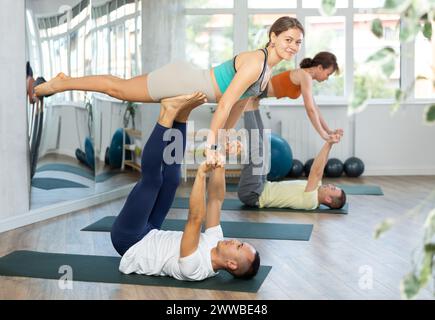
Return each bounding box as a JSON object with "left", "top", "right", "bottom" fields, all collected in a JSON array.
[
  {"left": 288, "top": 159, "right": 304, "bottom": 178},
  {"left": 84, "top": 137, "right": 95, "bottom": 170},
  {"left": 325, "top": 158, "right": 344, "bottom": 177},
  {"left": 109, "top": 128, "right": 131, "bottom": 169},
  {"left": 267, "top": 133, "right": 293, "bottom": 181},
  {"left": 304, "top": 158, "right": 314, "bottom": 177},
  {"left": 344, "top": 157, "right": 365, "bottom": 177}
]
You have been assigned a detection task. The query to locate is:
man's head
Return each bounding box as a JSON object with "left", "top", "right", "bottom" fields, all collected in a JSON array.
[
  {"left": 215, "top": 239, "right": 260, "bottom": 279},
  {"left": 318, "top": 184, "right": 346, "bottom": 209}
]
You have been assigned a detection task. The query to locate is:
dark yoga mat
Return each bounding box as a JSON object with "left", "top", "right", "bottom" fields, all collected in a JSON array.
[
  {"left": 336, "top": 184, "right": 384, "bottom": 196},
  {"left": 31, "top": 178, "right": 89, "bottom": 190},
  {"left": 81, "top": 217, "right": 313, "bottom": 241},
  {"left": 172, "top": 197, "right": 348, "bottom": 214},
  {"left": 0, "top": 251, "right": 271, "bottom": 293},
  {"left": 226, "top": 183, "right": 383, "bottom": 196}
]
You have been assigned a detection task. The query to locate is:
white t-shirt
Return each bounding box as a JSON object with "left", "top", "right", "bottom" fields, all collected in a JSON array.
[{"left": 119, "top": 225, "right": 223, "bottom": 281}]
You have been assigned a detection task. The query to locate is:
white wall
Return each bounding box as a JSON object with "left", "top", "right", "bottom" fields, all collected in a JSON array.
[
  {"left": 355, "top": 103, "right": 435, "bottom": 175},
  {"left": 0, "top": 0, "right": 29, "bottom": 218}
]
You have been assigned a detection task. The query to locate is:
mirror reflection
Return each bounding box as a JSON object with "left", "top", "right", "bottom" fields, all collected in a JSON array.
[
  {"left": 26, "top": 0, "right": 143, "bottom": 209},
  {"left": 26, "top": 0, "right": 95, "bottom": 209}
]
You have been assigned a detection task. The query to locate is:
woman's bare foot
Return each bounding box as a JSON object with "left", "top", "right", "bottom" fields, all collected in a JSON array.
[{"left": 34, "top": 72, "right": 69, "bottom": 97}]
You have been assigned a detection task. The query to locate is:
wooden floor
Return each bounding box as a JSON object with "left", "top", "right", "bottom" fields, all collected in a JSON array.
[{"left": 1, "top": 176, "right": 435, "bottom": 300}]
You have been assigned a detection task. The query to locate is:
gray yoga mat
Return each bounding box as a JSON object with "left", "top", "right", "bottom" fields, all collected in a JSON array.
[
  {"left": 172, "top": 197, "right": 348, "bottom": 214},
  {"left": 225, "top": 183, "right": 383, "bottom": 195},
  {"left": 81, "top": 217, "right": 313, "bottom": 241},
  {"left": 31, "top": 178, "right": 89, "bottom": 190},
  {"left": 36, "top": 163, "right": 94, "bottom": 180},
  {"left": 0, "top": 250, "right": 271, "bottom": 293},
  {"left": 36, "top": 163, "right": 126, "bottom": 183}
]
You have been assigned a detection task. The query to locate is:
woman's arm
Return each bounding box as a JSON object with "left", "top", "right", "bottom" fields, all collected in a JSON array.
[
  {"left": 207, "top": 55, "right": 263, "bottom": 149},
  {"left": 300, "top": 75, "right": 330, "bottom": 141}
]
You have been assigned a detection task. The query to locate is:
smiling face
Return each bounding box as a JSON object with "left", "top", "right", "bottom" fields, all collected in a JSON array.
[{"left": 271, "top": 28, "right": 304, "bottom": 61}]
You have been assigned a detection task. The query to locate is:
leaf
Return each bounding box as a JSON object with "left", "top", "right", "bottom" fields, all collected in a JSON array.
[
  {"left": 349, "top": 78, "right": 370, "bottom": 114},
  {"left": 382, "top": 56, "right": 396, "bottom": 78},
  {"left": 425, "top": 104, "right": 435, "bottom": 123},
  {"left": 384, "top": 0, "right": 408, "bottom": 9},
  {"left": 371, "top": 19, "right": 384, "bottom": 38},
  {"left": 423, "top": 21, "right": 432, "bottom": 40},
  {"left": 374, "top": 218, "right": 395, "bottom": 239},
  {"left": 400, "top": 272, "right": 421, "bottom": 299},
  {"left": 366, "top": 47, "right": 395, "bottom": 63},
  {"left": 320, "top": 0, "right": 337, "bottom": 16},
  {"left": 423, "top": 208, "right": 435, "bottom": 242}
]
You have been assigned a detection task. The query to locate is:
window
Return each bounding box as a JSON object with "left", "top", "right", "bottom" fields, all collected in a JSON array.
[
  {"left": 248, "top": 0, "right": 296, "bottom": 9},
  {"left": 185, "top": 0, "right": 233, "bottom": 9},
  {"left": 185, "top": 15, "right": 234, "bottom": 68},
  {"left": 302, "top": 0, "right": 348, "bottom": 8},
  {"left": 353, "top": 14, "right": 400, "bottom": 99},
  {"left": 305, "top": 16, "right": 345, "bottom": 96},
  {"left": 184, "top": 2, "right": 428, "bottom": 102},
  {"left": 92, "top": 0, "right": 142, "bottom": 78},
  {"left": 414, "top": 27, "right": 435, "bottom": 99}
]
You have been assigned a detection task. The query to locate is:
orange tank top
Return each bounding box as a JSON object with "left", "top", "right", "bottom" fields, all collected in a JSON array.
[{"left": 270, "top": 70, "right": 301, "bottom": 99}]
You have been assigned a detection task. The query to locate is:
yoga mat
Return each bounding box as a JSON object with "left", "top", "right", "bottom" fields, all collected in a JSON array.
[
  {"left": 81, "top": 217, "right": 313, "bottom": 241},
  {"left": 0, "top": 251, "right": 271, "bottom": 293},
  {"left": 336, "top": 184, "right": 384, "bottom": 196},
  {"left": 36, "top": 163, "right": 127, "bottom": 183},
  {"left": 36, "top": 163, "right": 94, "bottom": 180},
  {"left": 31, "top": 178, "right": 89, "bottom": 190},
  {"left": 226, "top": 183, "right": 383, "bottom": 196},
  {"left": 172, "top": 197, "right": 348, "bottom": 214}
]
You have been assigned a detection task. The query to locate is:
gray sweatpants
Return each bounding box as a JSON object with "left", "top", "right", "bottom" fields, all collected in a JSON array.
[{"left": 237, "top": 110, "right": 269, "bottom": 207}]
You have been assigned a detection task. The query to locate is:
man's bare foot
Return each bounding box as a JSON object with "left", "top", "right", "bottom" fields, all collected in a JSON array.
[
  {"left": 34, "top": 72, "right": 69, "bottom": 97},
  {"left": 159, "top": 92, "right": 206, "bottom": 119},
  {"left": 175, "top": 92, "right": 207, "bottom": 122}
]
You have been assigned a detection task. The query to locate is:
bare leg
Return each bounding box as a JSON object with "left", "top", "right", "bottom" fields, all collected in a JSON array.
[
  {"left": 158, "top": 92, "right": 207, "bottom": 128},
  {"left": 34, "top": 73, "right": 155, "bottom": 103}
]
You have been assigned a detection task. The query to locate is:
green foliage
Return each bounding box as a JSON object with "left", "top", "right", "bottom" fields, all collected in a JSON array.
[
  {"left": 321, "top": 0, "right": 337, "bottom": 16},
  {"left": 371, "top": 18, "right": 384, "bottom": 38},
  {"left": 400, "top": 209, "right": 435, "bottom": 299},
  {"left": 374, "top": 219, "right": 395, "bottom": 239},
  {"left": 425, "top": 104, "right": 435, "bottom": 123},
  {"left": 422, "top": 20, "right": 433, "bottom": 40}
]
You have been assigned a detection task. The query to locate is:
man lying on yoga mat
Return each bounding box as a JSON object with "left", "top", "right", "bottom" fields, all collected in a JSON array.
[
  {"left": 111, "top": 93, "right": 260, "bottom": 281},
  {"left": 237, "top": 100, "right": 346, "bottom": 210}
]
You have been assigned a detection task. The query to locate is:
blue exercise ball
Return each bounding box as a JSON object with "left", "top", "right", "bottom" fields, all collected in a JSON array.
[
  {"left": 84, "top": 137, "right": 95, "bottom": 170},
  {"left": 267, "top": 133, "right": 293, "bottom": 181},
  {"left": 109, "top": 128, "right": 131, "bottom": 169}
]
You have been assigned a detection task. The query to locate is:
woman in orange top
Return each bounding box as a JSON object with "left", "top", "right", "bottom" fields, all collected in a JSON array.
[{"left": 225, "top": 52, "right": 343, "bottom": 140}]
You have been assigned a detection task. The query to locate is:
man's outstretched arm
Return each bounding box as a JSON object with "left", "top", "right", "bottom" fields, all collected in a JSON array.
[
  {"left": 180, "top": 161, "right": 221, "bottom": 258},
  {"left": 305, "top": 134, "right": 341, "bottom": 192}
]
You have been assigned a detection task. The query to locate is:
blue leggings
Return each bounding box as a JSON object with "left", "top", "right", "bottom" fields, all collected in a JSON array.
[{"left": 111, "top": 121, "right": 187, "bottom": 256}]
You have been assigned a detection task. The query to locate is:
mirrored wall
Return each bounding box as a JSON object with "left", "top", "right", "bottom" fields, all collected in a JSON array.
[{"left": 25, "top": 0, "right": 143, "bottom": 209}]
